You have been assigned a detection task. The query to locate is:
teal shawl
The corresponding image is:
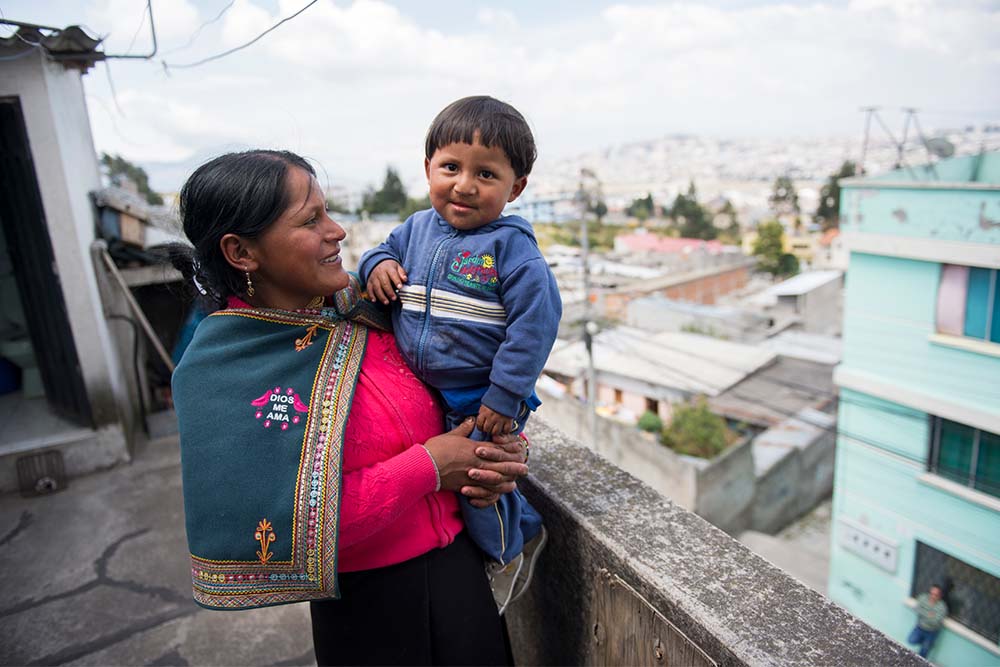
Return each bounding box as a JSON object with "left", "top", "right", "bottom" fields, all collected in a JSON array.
[{"left": 173, "top": 275, "right": 389, "bottom": 610}]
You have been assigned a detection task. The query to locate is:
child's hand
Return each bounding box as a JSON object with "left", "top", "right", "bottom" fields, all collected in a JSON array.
[
  {"left": 367, "top": 260, "right": 408, "bottom": 304},
  {"left": 476, "top": 405, "right": 513, "bottom": 437}
]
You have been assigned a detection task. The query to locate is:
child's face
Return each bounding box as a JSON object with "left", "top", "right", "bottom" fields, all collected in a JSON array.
[{"left": 424, "top": 134, "right": 527, "bottom": 231}]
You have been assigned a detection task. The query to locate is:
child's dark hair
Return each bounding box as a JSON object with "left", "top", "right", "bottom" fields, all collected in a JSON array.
[
  {"left": 425, "top": 96, "right": 536, "bottom": 178},
  {"left": 168, "top": 149, "right": 315, "bottom": 309}
]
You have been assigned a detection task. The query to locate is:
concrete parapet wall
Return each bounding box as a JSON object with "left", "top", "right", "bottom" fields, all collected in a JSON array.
[
  {"left": 689, "top": 437, "right": 755, "bottom": 535},
  {"left": 537, "top": 394, "right": 754, "bottom": 532},
  {"left": 508, "top": 418, "right": 924, "bottom": 666},
  {"left": 750, "top": 412, "right": 836, "bottom": 534}
]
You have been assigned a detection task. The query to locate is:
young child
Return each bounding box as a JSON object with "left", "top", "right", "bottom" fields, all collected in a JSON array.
[{"left": 359, "top": 96, "right": 561, "bottom": 570}]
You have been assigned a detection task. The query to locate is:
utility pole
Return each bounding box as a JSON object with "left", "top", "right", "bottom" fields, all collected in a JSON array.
[
  {"left": 578, "top": 168, "right": 599, "bottom": 447},
  {"left": 859, "top": 106, "right": 877, "bottom": 175}
]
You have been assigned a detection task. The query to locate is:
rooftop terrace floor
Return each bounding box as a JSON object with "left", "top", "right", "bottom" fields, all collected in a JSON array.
[{"left": 0, "top": 434, "right": 316, "bottom": 666}]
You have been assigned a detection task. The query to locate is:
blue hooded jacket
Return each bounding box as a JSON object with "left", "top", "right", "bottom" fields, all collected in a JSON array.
[{"left": 358, "top": 208, "right": 562, "bottom": 418}]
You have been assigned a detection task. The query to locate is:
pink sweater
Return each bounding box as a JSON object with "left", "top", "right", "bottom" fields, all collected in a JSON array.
[{"left": 337, "top": 328, "right": 463, "bottom": 571}]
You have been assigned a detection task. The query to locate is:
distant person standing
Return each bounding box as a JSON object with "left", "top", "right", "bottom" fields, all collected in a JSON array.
[{"left": 907, "top": 584, "right": 948, "bottom": 658}]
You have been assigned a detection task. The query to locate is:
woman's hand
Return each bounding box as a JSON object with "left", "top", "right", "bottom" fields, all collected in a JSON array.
[
  {"left": 422, "top": 421, "right": 529, "bottom": 508},
  {"left": 463, "top": 434, "right": 529, "bottom": 508}
]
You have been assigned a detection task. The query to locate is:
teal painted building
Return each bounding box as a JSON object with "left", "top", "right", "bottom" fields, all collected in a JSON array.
[{"left": 828, "top": 152, "right": 1000, "bottom": 665}]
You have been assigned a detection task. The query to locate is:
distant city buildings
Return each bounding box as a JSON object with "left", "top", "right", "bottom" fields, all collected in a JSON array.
[{"left": 827, "top": 152, "right": 1000, "bottom": 665}]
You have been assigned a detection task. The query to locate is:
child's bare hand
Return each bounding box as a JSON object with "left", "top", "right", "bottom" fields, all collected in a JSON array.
[
  {"left": 367, "top": 260, "right": 407, "bottom": 304},
  {"left": 476, "top": 405, "right": 513, "bottom": 437}
]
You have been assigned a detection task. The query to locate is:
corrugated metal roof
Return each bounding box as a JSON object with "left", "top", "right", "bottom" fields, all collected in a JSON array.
[
  {"left": 760, "top": 330, "right": 842, "bottom": 365},
  {"left": 764, "top": 270, "right": 842, "bottom": 297},
  {"left": 545, "top": 327, "right": 775, "bottom": 396}
]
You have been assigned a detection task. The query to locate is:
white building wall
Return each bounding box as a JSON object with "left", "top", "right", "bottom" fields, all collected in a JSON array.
[{"left": 0, "top": 52, "right": 128, "bottom": 432}]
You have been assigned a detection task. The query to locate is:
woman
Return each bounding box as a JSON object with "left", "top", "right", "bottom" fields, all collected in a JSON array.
[{"left": 170, "top": 149, "right": 528, "bottom": 666}]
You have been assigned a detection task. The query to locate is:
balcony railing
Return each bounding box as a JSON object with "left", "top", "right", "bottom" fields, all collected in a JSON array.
[{"left": 507, "top": 418, "right": 924, "bottom": 666}]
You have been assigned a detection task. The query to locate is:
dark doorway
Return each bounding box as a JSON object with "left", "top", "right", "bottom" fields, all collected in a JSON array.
[{"left": 0, "top": 97, "right": 93, "bottom": 427}]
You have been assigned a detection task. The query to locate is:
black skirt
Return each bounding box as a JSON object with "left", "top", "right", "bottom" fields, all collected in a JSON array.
[{"left": 310, "top": 531, "right": 512, "bottom": 666}]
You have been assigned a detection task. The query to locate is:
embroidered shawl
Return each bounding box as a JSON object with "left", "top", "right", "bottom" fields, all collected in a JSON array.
[{"left": 173, "top": 275, "right": 389, "bottom": 610}]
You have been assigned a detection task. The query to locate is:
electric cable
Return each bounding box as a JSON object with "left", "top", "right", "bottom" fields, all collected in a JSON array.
[
  {"left": 122, "top": 1, "right": 150, "bottom": 56},
  {"left": 583, "top": 331, "right": 931, "bottom": 439},
  {"left": 607, "top": 325, "right": 1000, "bottom": 407},
  {"left": 585, "top": 329, "right": 935, "bottom": 465},
  {"left": 162, "top": 0, "right": 318, "bottom": 70},
  {"left": 103, "top": 62, "right": 126, "bottom": 116},
  {"left": 104, "top": 0, "right": 158, "bottom": 60},
  {"left": 160, "top": 0, "right": 235, "bottom": 55}
]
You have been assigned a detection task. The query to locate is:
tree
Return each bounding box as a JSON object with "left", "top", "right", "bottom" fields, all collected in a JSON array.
[
  {"left": 669, "top": 182, "right": 715, "bottom": 240},
  {"left": 768, "top": 176, "right": 799, "bottom": 216},
  {"left": 752, "top": 220, "right": 799, "bottom": 277},
  {"left": 716, "top": 199, "right": 741, "bottom": 245},
  {"left": 637, "top": 410, "right": 663, "bottom": 433},
  {"left": 361, "top": 166, "right": 408, "bottom": 215},
  {"left": 399, "top": 195, "right": 431, "bottom": 220},
  {"left": 660, "top": 398, "right": 729, "bottom": 459},
  {"left": 325, "top": 197, "right": 351, "bottom": 215},
  {"left": 589, "top": 199, "right": 608, "bottom": 223},
  {"left": 100, "top": 153, "right": 163, "bottom": 205},
  {"left": 626, "top": 193, "right": 654, "bottom": 221},
  {"left": 814, "top": 161, "right": 856, "bottom": 231}
]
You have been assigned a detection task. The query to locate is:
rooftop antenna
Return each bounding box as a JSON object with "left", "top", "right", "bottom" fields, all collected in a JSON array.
[
  {"left": 859, "top": 107, "right": 877, "bottom": 175},
  {"left": 906, "top": 108, "right": 942, "bottom": 180}
]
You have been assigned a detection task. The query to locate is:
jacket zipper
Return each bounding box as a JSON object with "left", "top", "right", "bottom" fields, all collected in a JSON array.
[{"left": 416, "top": 231, "right": 454, "bottom": 373}]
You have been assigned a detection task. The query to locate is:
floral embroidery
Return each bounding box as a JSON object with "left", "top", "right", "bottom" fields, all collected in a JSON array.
[
  {"left": 255, "top": 519, "right": 275, "bottom": 564},
  {"left": 251, "top": 386, "right": 309, "bottom": 430},
  {"left": 295, "top": 324, "right": 319, "bottom": 351}
]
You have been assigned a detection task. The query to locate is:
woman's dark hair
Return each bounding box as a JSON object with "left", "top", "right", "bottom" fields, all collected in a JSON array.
[
  {"left": 169, "top": 149, "right": 315, "bottom": 309},
  {"left": 425, "top": 96, "right": 536, "bottom": 178}
]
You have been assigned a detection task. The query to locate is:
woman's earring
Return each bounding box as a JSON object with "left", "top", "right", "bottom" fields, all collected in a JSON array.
[{"left": 245, "top": 271, "right": 255, "bottom": 297}]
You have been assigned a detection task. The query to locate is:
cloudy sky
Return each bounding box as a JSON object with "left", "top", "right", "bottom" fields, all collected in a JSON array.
[{"left": 4, "top": 0, "right": 999, "bottom": 193}]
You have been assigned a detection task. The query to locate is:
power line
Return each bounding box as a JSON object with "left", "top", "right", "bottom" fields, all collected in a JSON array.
[
  {"left": 123, "top": 1, "right": 150, "bottom": 56},
  {"left": 607, "top": 326, "right": 1000, "bottom": 407},
  {"left": 594, "top": 330, "right": 928, "bottom": 463},
  {"left": 103, "top": 61, "right": 126, "bottom": 117},
  {"left": 585, "top": 329, "right": 931, "bottom": 425},
  {"left": 161, "top": 0, "right": 236, "bottom": 56},
  {"left": 558, "top": 328, "right": 944, "bottom": 467},
  {"left": 85, "top": 94, "right": 141, "bottom": 147},
  {"left": 726, "top": 389, "right": 928, "bottom": 466},
  {"left": 104, "top": 0, "right": 158, "bottom": 60},
  {"left": 162, "top": 0, "right": 318, "bottom": 71}
]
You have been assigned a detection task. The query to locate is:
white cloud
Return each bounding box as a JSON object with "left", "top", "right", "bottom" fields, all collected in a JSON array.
[
  {"left": 86, "top": 0, "right": 200, "bottom": 50},
  {"left": 477, "top": 8, "right": 519, "bottom": 32},
  {"left": 65, "top": 0, "right": 1000, "bottom": 190}
]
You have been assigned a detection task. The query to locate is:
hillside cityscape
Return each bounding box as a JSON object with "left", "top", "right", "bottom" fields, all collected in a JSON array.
[{"left": 2, "top": 5, "right": 999, "bottom": 667}]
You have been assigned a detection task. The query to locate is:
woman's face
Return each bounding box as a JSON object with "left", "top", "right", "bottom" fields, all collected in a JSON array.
[{"left": 245, "top": 167, "right": 348, "bottom": 309}]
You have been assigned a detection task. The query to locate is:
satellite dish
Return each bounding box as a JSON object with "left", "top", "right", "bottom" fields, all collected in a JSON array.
[{"left": 924, "top": 136, "right": 955, "bottom": 158}]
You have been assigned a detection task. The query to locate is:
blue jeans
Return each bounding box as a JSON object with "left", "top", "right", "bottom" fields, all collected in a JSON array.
[
  {"left": 445, "top": 403, "right": 542, "bottom": 564},
  {"left": 907, "top": 626, "right": 939, "bottom": 658}
]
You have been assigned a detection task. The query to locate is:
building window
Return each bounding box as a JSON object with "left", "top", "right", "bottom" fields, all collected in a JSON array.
[
  {"left": 912, "top": 541, "right": 1000, "bottom": 644},
  {"left": 936, "top": 265, "right": 1000, "bottom": 343},
  {"left": 645, "top": 397, "right": 659, "bottom": 414},
  {"left": 614, "top": 388, "right": 623, "bottom": 404},
  {"left": 929, "top": 417, "right": 1000, "bottom": 499}
]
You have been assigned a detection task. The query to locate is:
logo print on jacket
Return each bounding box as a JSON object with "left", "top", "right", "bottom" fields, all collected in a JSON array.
[{"left": 447, "top": 251, "right": 499, "bottom": 293}]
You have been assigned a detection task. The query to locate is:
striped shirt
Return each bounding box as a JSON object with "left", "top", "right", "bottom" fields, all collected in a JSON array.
[{"left": 916, "top": 593, "right": 948, "bottom": 631}]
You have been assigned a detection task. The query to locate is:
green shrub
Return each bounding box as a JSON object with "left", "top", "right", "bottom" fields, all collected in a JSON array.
[
  {"left": 637, "top": 410, "right": 663, "bottom": 433},
  {"left": 660, "top": 398, "right": 729, "bottom": 459}
]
